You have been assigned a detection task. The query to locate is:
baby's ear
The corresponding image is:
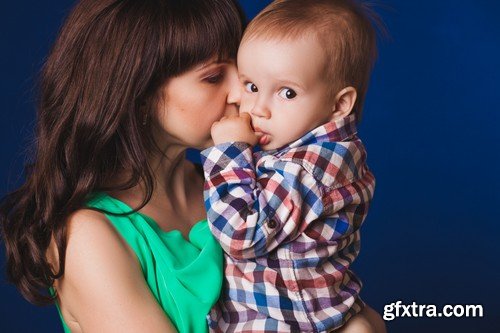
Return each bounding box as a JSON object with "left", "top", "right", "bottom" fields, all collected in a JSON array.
[{"left": 330, "top": 87, "right": 357, "bottom": 121}]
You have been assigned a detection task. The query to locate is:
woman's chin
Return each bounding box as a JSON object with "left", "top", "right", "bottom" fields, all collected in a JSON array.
[{"left": 199, "top": 137, "right": 215, "bottom": 150}]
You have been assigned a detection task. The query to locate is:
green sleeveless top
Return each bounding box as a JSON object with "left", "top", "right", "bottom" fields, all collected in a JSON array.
[{"left": 54, "top": 192, "right": 224, "bottom": 333}]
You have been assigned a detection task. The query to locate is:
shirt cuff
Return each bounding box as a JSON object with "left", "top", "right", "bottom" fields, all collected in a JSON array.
[{"left": 200, "top": 142, "right": 254, "bottom": 177}]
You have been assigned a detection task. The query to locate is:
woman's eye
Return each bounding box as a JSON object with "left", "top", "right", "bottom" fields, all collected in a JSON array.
[
  {"left": 245, "top": 82, "right": 258, "bottom": 93},
  {"left": 278, "top": 88, "right": 297, "bottom": 100},
  {"left": 205, "top": 73, "right": 224, "bottom": 84}
]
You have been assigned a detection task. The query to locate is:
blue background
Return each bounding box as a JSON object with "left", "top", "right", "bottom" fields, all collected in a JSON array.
[{"left": 1, "top": 1, "right": 499, "bottom": 332}]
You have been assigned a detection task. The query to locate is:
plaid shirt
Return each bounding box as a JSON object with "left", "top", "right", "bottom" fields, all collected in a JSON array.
[{"left": 201, "top": 115, "right": 375, "bottom": 332}]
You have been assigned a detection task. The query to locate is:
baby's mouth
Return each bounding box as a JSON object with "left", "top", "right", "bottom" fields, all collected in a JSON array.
[
  {"left": 259, "top": 134, "right": 270, "bottom": 146},
  {"left": 253, "top": 125, "right": 266, "bottom": 134},
  {"left": 252, "top": 126, "right": 269, "bottom": 144}
]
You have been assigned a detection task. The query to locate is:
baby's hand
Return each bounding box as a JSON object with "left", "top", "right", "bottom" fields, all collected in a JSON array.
[{"left": 211, "top": 113, "right": 261, "bottom": 146}]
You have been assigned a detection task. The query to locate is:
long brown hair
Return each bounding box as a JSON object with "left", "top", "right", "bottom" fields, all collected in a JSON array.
[{"left": 0, "top": 0, "right": 244, "bottom": 305}]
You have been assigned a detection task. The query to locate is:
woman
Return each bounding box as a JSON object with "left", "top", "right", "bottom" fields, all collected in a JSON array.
[
  {"left": 1, "top": 0, "right": 384, "bottom": 332},
  {"left": 1, "top": 0, "right": 245, "bottom": 332}
]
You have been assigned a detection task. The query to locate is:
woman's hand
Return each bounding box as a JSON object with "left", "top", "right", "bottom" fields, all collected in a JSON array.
[{"left": 211, "top": 112, "right": 262, "bottom": 146}]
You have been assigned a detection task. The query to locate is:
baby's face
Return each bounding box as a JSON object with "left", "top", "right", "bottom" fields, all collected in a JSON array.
[{"left": 237, "top": 35, "right": 335, "bottom": 150}]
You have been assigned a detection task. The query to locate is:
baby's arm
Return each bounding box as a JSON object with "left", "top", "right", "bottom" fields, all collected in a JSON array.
[{"left": 201, "top": 115, "right": 324, "bottom": 259}]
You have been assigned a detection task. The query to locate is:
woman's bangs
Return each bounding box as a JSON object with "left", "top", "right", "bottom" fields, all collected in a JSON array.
[{"left": 165, "top": 0, "right": 244, "bottom": 74}]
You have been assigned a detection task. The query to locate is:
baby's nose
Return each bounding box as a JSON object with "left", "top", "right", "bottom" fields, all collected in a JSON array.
[{"left": 250, "top": 103, "right": 271, "bottom": 119}]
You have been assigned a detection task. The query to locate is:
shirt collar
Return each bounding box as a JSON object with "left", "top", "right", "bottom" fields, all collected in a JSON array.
[{"left": 254, "top": 114, "right": 358, "bottom": 159}]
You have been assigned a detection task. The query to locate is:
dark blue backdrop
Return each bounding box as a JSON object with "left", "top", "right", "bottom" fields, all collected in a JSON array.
[{"left": 1, "top": 1, "right": 499, "bottom": 332}]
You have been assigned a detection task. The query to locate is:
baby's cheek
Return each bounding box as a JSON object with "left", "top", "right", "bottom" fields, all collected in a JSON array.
[
  {"left": 276, "top": 119, "right": 297, "bottom": 142},
  {"left": 239, "top": 96, "right": 253, "bottom": 114}
]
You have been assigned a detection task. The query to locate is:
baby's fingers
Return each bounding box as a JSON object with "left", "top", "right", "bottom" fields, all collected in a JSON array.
[{"left": 240, "top": 112, "right": 252, "bottom": 122}]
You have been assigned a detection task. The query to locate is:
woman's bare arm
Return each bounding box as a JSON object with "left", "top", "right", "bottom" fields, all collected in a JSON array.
[{"left": 50, "top": 209, "right": 176, "bottom": 333}]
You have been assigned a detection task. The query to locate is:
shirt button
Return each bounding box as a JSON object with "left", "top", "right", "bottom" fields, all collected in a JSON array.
[{"left": 268, "top": 219, "right": 277, "bottom": 229}]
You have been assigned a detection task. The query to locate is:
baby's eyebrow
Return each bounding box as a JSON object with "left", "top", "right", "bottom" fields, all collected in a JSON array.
[
  {"left": 275, "top": 79, "right": 305, "bottom": 91},
  {"left": 237, "top": 72, "right": 250, "bottom": 81}
]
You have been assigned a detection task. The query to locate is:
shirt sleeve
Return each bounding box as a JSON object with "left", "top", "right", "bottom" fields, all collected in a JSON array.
[{"left": 200, "top": 142, "right": 324, "bottom": 260}]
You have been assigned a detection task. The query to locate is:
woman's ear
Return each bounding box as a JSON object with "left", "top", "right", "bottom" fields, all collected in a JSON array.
[{"left": 331, "top": 87, "right": 357, "bottom": 121}]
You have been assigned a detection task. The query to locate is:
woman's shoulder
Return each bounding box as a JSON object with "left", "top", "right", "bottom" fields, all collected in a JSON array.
[
  {"left": 66, "top": 208, "right": 134, "bottom": 257},
  {"left": 48, "top": 208, "right": 138, "bottom": 277},
  {"left": 48, "top": 208, "right": 176, "bottom": 332},
  {"left": 47, "top": 209, "right": 126, "bottom": 331},
  {"left": 67, "top": 208, "right": 113, "bottom": 232},
  {"left": 48, "top": 208, "right": 140, "bottom": 296}
]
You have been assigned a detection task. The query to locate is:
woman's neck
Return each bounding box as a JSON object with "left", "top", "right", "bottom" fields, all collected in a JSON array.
[
  {"left": 150, "top": 146, "right": 188, "bottom": 198},
  {"left": 107, "top": 143, "right": 191, "bottom": 205},
  {"left": 145, "top": 145, "right": 206, "bottom": 233},
  {"left": 106, "top": 142, "right": 207, "bottom": 234}
]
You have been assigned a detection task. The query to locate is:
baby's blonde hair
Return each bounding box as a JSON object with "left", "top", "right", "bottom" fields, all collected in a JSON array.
[{"left": 242, "top": 0, "right": 384, "bottom": 121}]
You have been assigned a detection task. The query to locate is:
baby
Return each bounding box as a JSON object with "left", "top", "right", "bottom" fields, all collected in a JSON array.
[{"left": 201, "top": 0, "right": 384, "bottom": 332}]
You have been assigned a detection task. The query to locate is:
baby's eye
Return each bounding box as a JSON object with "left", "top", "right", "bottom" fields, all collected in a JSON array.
[
  {"left": 278, "top": 88, "right": 297, "bottom": 100},
  {"left": 245, "top": 82, "right": 258, "bottom": 93}
]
